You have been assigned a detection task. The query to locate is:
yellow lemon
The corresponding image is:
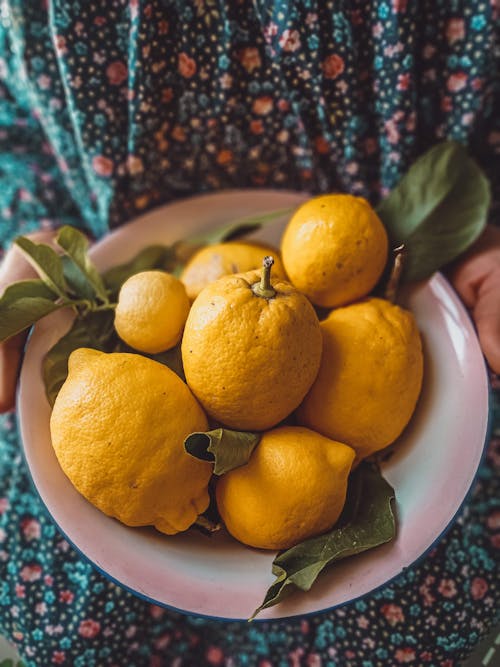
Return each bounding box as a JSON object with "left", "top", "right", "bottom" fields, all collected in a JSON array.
[
  {"left": 281, "top": 194, "right": 388, "bottom": 307},
  {"left": 114, "top": 270, "right": 190, "bottom": 353},
  {"left": 297, "top": 297, "right": 424, "bottom": 461},
  {"left": 180, "top": 241, "right": 287, "bottom": 301},
  {"left": 181, "top": 257, "right": 322, "bottom": 431},
  {"left": 216, "top": 426, "right": 355, "bottom": 550},
  {"left": 50, "top": 348, "right": 212, "bottom": 534}
]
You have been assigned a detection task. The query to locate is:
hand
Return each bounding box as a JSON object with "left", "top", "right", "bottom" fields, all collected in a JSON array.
[
  {"left": 447, "top": 224, "right": 500, "bottom": 374},
  {"left": 0, "top": 230, "right": 57, "bottom": 412}
]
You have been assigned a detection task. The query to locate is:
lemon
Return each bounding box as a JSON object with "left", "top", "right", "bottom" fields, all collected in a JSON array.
[
  {"left": 281, "top": 194, "right": 388, "bottom": 307},
  {"left": 181, "top": 257, "right": 322, "bottom": 431},
  {"left": 114, "top": 270, "right": 190, "bottom": 353},
  {"left": 50, "top": 348, "right": 212, "bottom": 534},
  {"left": 180, "top": 240, "right": 287, "bottom": 301},
  {"left": 216, "top": 426, "right": 355, "bottom": 550},
  {"left": 296, "top": 297, "right": 424, "bottom": 461}
]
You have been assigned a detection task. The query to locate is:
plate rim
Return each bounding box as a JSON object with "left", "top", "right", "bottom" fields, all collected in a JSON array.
[{"left": 17, "top": 189, "right": 492, "bottom": 621}]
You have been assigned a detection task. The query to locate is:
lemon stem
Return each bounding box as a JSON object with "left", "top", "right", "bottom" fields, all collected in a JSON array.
[
  {"left": 252, "top": 256, "right": 276, "bottom": 299},
  {"left": 385, "top": 244, "right": 406, "bottom": 303}
]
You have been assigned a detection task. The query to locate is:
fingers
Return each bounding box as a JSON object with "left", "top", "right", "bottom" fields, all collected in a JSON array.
[
  {"left": 0, "top": 333, "right": 26, "bottom": 412},
  {"left": 446, "top": 227, "right": 500, "bottom": 308},
  {"left": 0, "top": 229, "right": 58, "bottom": 413},
  {"left": 473, "top": 270, "right": 500, "bottom": 374},
  {"left": 447, "top": 225, "right": 500, "bottom": 374},
  {"left": 0, "top": 229, "right": 59, "bottom": 290}
]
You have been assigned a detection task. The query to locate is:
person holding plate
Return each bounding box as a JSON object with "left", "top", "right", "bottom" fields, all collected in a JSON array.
[{"left": 0, "top": 2, "right": 499, "bottom": 666}]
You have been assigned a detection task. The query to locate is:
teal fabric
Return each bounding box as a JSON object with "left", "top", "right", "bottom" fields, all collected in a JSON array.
[{"left": 0, "top": 1, "right": 499, "bottom": 665}]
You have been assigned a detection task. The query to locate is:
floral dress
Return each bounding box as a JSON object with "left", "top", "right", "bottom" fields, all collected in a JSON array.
[{"left": 0, "top": 1, "right": 499, "bottom": 666}]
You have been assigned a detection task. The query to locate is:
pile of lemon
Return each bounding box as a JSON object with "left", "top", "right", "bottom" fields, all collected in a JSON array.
[{"left": 50, "top": 194, "right": 424, "bottom": 551}]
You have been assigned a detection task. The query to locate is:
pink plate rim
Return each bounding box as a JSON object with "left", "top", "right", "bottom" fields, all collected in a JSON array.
[{"left": 18, "top": 189, "right": 491, "bottom": 621}]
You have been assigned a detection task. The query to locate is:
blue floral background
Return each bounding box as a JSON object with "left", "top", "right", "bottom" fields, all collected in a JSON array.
[{"left": 0, "top": 1, "right": 498, "bottom": 665}]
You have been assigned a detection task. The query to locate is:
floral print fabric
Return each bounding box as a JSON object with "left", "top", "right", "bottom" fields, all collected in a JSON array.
[{"left": 0, "top": 1, "right": 499, "bottom": 665}]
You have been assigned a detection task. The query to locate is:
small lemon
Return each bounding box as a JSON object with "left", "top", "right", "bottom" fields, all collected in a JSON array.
[
  {"left": 181, "top": 257, "right": 322, "bottom": 431},
  {"left": 297, "top": 297, "right": 424, "bottom": 461},
  {"left": 114, "top": 270, "right": 190, "bottom": 353},
  {"left": 281, "top": 194, "right": 389, "bottom": 307},
  {"left": 180, "top": 241, "right": 287, "bottom": 301},
  {"left": 50, "top": 348, "right": 212, "bottom": 534},
  {"left": 216, "top": 426, "right": 355, "bottom": 550}
]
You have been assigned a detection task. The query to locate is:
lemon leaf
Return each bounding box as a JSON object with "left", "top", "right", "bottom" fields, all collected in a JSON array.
[
  {"left": 377, "top": 141, "right": 490, "bottom": 282},
  {"left": 188, "top": 208, "right": 295, "bottom": 245},
  {"left": 251, "top": 463, "right": 395, "bottom": 620},
  {"left": 0, "top": 280, "right": 63, "bottom": 342},
  {"left": 43, "top": 310, "right": 116, "bottom": 406},
  {"left": 61, "top": 255, "right": 97, "bottom": 302},
  {"left": 102, "top": 245, "right": 180, "bottom": 298},
  {"left": 14, "top": 236, "right": 67, "bottom": 297},
  {"left": 56, "top": 226, "right": 109, "bottom": 303},
  {"left": 184, "top": 428, "right": 261, "bottom": 475}
]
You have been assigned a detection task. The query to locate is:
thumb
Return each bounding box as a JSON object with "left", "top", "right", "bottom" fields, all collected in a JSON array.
[
  {"left": 446, "top": 224, "right": 500, "bottom": 375},
  {"left": 0, "top": 333, "right": 26, "bottom": 412},
  {"left": 473, "top": 269, "right": 500, "bottom": 374},
  {"left": 0, "top": 229, "right": 58, "bottom": 412}
]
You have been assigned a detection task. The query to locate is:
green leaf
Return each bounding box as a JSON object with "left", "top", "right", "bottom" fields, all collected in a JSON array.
[
  {"left": 102, "top": 245, "right": 179, "bottom": 298},
  {"left": 377, "top": 141, "right": 491, "bottom": 282},
  {"left": 61, "top": 255, "right": 97, "bottom": 302},
  {"left": 148, "top": 344, "right": 186, "bottom": 381},
  {"left": 56, "top": 225, "right": 109, "bottom": 303},
  {"left": 0, "top": 659, "right": 25, "bottom": 667},
  {"left": 14, "top": 236, "right": 67, "bottom": 297},
  {"left": 0, "top": 280, "right": 63, "bottom": 342},
  {"left": 251, "top": 463, "right": 396, "bottom": 619},
  {"left": 184, "top": 428, "right": 261, "bottom": 475},
  {"left": 42, "top": 310, "right": 116, "bottom": 406},
  {"left": 188, "top": 208, "right": 295, "bottom": 245}
]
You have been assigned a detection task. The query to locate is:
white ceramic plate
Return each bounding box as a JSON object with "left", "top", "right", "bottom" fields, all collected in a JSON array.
[{"left": 18, "top": 190, "right": 490, "bottom": 621}]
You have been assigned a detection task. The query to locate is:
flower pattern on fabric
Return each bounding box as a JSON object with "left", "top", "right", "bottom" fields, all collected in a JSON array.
[{"left": 0, "top": 1, "right": 499, "bottom": 665}]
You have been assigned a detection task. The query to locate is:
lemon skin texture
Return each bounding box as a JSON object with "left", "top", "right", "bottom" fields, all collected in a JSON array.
[
  {"left": 297, "top": 297, "right": 424, "bottom": 461},
  {"left": 180, "top": 241, "right": 287, "bottom": 301},
  {"left": 114, "top": 270, "right": 190, "bottom": 354},
  {"left": 181, "top": 270, "right": 322, "bottom": 431},
  {"left": 50, "top": 348, "right": 212, "bottom": 535},
  {"left": 216, "top": 426, "right": 355, "bottom": 550},
  {"left": 281, "top": 194, "right": 388, "bottom": 307}
]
